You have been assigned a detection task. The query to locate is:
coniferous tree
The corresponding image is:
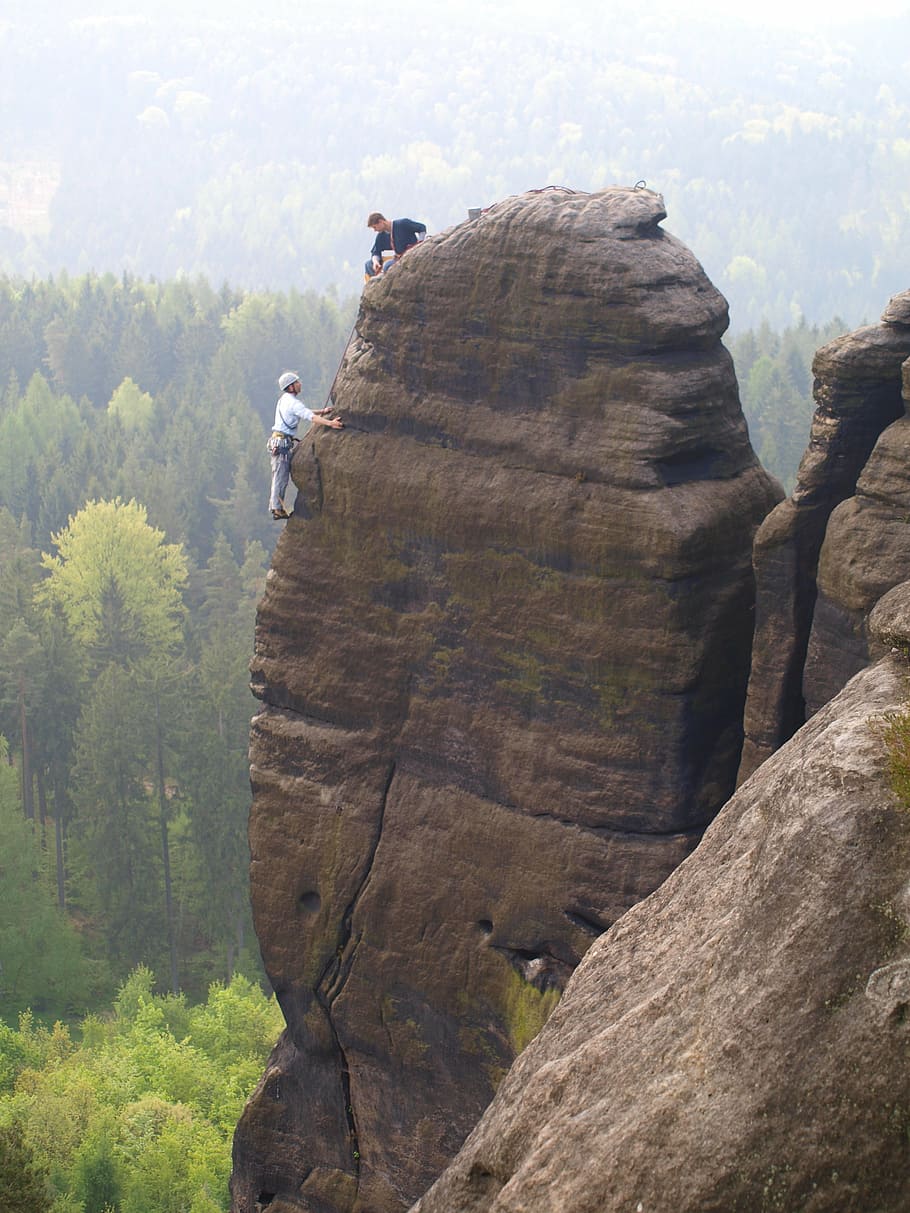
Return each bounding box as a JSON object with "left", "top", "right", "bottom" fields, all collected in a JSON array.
[
  {"left": 0, "top": 1121, "right": 50, "bottom": 1213},
  {"left": 0, "top": 738, "right": 90, "bottom": 1017},
  {"left": 40, "top": 500, "right": 190, "bottom": 988}
]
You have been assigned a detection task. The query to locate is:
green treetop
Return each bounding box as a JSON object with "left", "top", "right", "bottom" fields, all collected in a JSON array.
[{"left": 39, "top": 498, "right": 188, "bottom": 668}]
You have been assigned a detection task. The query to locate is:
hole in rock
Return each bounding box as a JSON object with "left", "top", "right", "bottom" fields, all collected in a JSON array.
[
  {"left": 468, "top": 1163, "right": 504, "bottom": 1195},
  {"left": 477, "top": 919, "right": 493, "bottom": 936},
  {"left": 655, "top": 446, "right": 723, "bottom": 485},
  {"left": 298, "top": 891, "right": 321, "bottom": 913},
  {"left": 494, "top": 943, "right": 574, "bottom": 992}
]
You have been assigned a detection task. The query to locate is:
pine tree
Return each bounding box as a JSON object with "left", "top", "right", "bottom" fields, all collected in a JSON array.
[{"left": 0, "top": 1122, "right": 50, "bottom": 1213}]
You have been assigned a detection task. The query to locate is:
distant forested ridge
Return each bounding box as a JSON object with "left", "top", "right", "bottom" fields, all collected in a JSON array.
[{"left": 0, "top": 0, "right": 907, "bottom": 329}]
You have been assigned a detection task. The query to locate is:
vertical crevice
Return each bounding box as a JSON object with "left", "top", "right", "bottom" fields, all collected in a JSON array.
[
  {"left": 314, "top": 759, "right": 397, "bottom": 1189},
  {"left": 310, "top": 442, "right": 325, "bottom": 514}
]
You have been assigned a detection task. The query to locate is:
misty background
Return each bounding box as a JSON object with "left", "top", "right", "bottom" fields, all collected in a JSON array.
[{"left": 2, "top": 0, "right": 908, "bottom": 331}]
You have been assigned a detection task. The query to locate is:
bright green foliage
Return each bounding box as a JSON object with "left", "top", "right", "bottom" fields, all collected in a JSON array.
[
  {"left": 882, "top": 708, "right": 910, "bottom": 812},
  {"left": 40, "top": 499, "right": 188, "bottom": 668},
  {"left": 0, "top": 970, "right": 284, "bottom": 1213},
  {"left": 108, "top": 378, "right": 155, "bottom": 432},
  {"left": 38, "top": 501, "right": 191, "bottom": 989}
]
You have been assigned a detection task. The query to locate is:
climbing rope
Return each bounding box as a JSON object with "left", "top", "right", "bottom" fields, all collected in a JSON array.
[{"left": 320, "top": 317, "right": 359, "bottom": 412}]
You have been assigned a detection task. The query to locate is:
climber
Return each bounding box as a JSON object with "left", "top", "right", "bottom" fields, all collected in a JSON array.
[
  {"left": 364, "top": 212, "right": 427, "bottom": 279},
  {"left": 268, "top": 371, "right": 343, "bottom": 520}
]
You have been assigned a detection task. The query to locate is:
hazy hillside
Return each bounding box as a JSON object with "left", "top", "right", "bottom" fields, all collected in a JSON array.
[{"left": 1, "top": 0, "right": 908, "bottom": 329}]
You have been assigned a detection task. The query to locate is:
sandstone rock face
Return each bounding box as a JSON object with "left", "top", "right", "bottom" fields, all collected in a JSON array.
[
  {"left": 739, "top": 293, "right": 910, "bottom": 782},
  {"left": 805, "top": 408, "right": 910, "bottom": 714},
  {"left": 231, "top": 187, "right": 780, "bottom": 1213},
  {"left": 412, "top": 650, "right": 910, "bottom": 1213}
]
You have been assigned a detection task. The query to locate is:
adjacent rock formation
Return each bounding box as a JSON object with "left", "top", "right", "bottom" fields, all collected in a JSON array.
[
  {"left": 231, "top": 187, "right": 780, "bottom": 1213},
  {"left": 739, "top": 292, "right": 910, "bottom": 781},
  {"left": 413, "top": 621, "right": 910, "bottom": 1213},
  {"left": 805, "top": 357, "right": 910, "bottom": 712}
]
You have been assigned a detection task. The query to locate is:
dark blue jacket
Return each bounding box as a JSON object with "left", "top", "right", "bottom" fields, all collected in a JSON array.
[{"left": 371, "top": 217, "right": 426, "bottom": 260}]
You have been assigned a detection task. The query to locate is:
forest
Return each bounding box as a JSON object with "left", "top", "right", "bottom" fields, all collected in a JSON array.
[
  {"left": 0, "top": 968, "right": 284, "bottom": 1213},
  {"left": 0, "top": 273, "right": 358, "bottom": 1209},
  {"left": 0, "top": 267, "right": 853, "bottom": 1209},
  {"left": 1, "top": 1, "right": 908, "bottom": 331},
  {"left": 0, "top": 273, "right": 357, "bottom": 1016}
]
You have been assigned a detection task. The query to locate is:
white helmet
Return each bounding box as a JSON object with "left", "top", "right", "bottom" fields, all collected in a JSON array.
[{"left": 278, "top": 371, "right": 300, "bottom": 391}]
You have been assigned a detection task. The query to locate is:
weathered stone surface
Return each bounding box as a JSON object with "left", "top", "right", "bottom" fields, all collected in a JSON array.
[
  {"left": 882, "top": 288, "right": 910, "bottom": 328},
  {"left": 739, "top": 302, "right": 910, "bottom": 782},
  {"left": 412, "top": 655, "right": 910, "bottom": 1213},
  {"left": 870, "top": 579, "right": 910, "bottom": 651},
  {"left": 231, "top": 187, "right": 780, "bottom": 1213},
  {"left": 804, "top": 409, "right": 910, "bottom": 713}
]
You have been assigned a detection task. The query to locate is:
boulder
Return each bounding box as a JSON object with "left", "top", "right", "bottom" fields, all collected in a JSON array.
[
  {"left": 739, "top": 292, "right": 910, "bottom": 782},
  {"left": 231, "top": 187, "right": 780, "bottom": 1213},
  {"left": 870, "top": 579, "right": 910, "bottom": 652},
  {"left": 412, "top": 651, "right": 910, "bottom": 1213}
]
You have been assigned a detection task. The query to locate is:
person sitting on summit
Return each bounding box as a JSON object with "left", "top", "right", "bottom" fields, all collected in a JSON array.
[{"left": 364, "top": 212, "right": 427, "bottom": 278}]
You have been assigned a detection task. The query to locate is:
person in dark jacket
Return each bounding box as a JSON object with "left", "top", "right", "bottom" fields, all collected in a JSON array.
[{"left": 364, "top": 212, "right": 427, "bottom": 277}]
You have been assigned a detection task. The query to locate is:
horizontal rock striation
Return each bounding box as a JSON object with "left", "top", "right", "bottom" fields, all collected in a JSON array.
[
  {"left": 412, "top": 642, "right": 910, "bottom": 1213},
  {"left": 231, "top": 187, "right": 780, "bottom": 1213},
  {"left": 805, "top": 354, "right": 910, "bottom": 713},
  {"left": 739, "top": 291, "right": 910, "bottom": 782}
]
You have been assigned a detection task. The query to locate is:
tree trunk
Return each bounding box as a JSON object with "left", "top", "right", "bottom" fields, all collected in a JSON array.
[
  {"left": 155, "top": 690, "right": 179, "bottom": 995},
  {"left": 18, "top": 673, "right": 33, "bottom": 820},
  {"left": 52, "top": 764, "right": 67, "bottom": 909},
  {"left": 36, "top": 767, "right": 48, "bottom": 845}
]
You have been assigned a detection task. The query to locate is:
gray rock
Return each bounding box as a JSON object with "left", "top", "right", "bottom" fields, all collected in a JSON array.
[
  {"left": 739, "top": 318, "right": 910, "bottom": 783},
  {"left": 804, "top": 409, "right": 910, "bottom": 714},
  {"left": 869, "top": 580, "right": 910, "bottom": 652},
  {"left": 413, "top": 656, "right": 910, "bottom": 1213},
  {"left": 882, "top": 289, "right": 910, "bottom": 328}
]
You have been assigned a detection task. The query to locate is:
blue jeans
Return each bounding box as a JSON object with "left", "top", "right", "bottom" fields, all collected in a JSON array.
[{"left": 364, "top": 256, "right": 397, "bottom": 277}]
